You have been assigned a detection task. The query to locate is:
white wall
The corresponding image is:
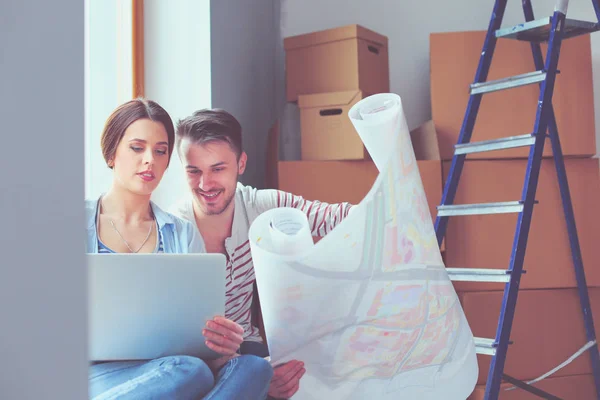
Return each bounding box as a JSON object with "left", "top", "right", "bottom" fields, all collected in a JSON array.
[
  {"left": 278, "top": 0, "right": 600, "bottom": 157},
  {"left": 88, "top": 0, "right": 279, "bottom": 207},
  {"left": 1, "top": 0, "right": 88, "bottom": 398},
  {"left": 86, "top": 0, "right": 120, "bottom": 200},
  {"left": 144, "top": 0, "right": 212, "bottom": 209},
  {"left": 211, "top": 0, "right": 279, "bottom": 189}
]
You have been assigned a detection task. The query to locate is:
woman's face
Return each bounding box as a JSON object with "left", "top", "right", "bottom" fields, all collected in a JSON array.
[{"left": 110, "top": 118, "right": 170, "bottom": 196}]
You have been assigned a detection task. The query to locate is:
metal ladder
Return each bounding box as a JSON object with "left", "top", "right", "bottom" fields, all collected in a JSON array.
[{"left": 434, "top": 0, "right": 600, "bottom": 398}]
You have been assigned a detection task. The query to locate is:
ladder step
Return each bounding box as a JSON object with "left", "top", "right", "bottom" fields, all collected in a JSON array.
[
  {"left": 454, "top": 134, "right": 536, "bottom": 155},
  {"left": 438, "top": 201, "right": 524, "bottom": 216},
  {"left": 474, "top": 337, "right": 497, "bottom": 356},
  {"left": 447, "top": 268, "right": 511, "bottom": 283},
  {"left": 470, "top": 71, "right": 546, "bottom": 95},
  {"left": 496, "top": 17, "right": 600, "bottom": 42}
]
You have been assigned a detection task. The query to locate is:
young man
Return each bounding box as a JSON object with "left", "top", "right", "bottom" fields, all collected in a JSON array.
[{"left": 171, "top": 108, "right": 354, "bottom": 399}]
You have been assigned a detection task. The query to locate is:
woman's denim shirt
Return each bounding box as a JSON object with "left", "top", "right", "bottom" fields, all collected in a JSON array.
[{"left": 85, "top": 197, "right": 205, "bottom": 254}]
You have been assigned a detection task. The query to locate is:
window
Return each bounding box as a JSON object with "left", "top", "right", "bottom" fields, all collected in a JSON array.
[{"left": 85, "top": 0, "right": 212, "bottom": 208}]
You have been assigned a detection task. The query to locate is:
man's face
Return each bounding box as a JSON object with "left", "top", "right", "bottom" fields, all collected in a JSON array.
[{"left": 179, "top": 138, "right": 246, "bottom": 216}]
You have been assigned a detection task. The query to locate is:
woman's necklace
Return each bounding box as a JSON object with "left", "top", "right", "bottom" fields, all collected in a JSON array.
[
  {"left": 99, "top": 197, "right": 155, "bottom": 253},
  {"left": 109, "top": 218, "right": 154, "bottom": 253}
]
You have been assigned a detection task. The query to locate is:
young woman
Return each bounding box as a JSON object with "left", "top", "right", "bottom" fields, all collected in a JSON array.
[{"left": 86, "top": 99, "right": 273, "bottom": 400}]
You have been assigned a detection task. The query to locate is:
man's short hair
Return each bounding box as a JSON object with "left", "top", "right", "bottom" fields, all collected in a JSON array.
[{"left": 175, "top": 108, "right": 243, "bottom": 159}]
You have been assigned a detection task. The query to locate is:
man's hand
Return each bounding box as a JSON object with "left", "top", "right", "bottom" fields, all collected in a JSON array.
[
  {"left": 202, "top": 316, "right": 244, "bottom": 356},
  {"left": 268, "top": 360, "right": 305, "bottom": 399}
]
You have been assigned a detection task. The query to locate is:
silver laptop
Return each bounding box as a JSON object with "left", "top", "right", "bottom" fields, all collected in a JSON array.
[{"left": 88, "top": 253, "right": 226, "bottom": 362}]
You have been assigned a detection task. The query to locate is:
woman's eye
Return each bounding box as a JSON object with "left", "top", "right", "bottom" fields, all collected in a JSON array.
[
  {"left": 155, "top": 149, "right": 167, "bottom": 155},
  {"left": 130, "top": 146, "right": 143, "bottom": 152}
]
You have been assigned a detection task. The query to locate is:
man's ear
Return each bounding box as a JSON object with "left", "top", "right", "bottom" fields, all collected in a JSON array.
[{"left": 238, "top": 151, "right": 247, "bottom": 175}]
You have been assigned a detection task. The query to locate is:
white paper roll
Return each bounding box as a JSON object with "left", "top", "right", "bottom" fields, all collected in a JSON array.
[
  {"left": 348, "top": 93, "right": 403, "bottom": 172},
  {"left": 249, "top": 93, "right": 478, "bottom": 400},
  {"left": 267, "top": 208, "right": 314, "bottom": 256}
]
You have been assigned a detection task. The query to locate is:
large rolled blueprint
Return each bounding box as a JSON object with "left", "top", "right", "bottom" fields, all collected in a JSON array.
[{"left": 249, "top": 93, "right": 478, "bottom": 399}]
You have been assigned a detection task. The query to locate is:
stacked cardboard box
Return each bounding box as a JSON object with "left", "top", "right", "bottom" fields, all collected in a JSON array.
[
  {"left": 430, "top": 30, "right": 599, "bottom": 398},
  {"left": 279, "top": 24, "right": 445, "bottom": 232},
  {"left": 285, "top": 24, "right": 390, "bottom": 162}
]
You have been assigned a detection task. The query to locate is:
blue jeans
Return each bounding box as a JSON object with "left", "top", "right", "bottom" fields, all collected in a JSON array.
[{"left": 89, "top": 355, "right": 273, "bottom": 400}]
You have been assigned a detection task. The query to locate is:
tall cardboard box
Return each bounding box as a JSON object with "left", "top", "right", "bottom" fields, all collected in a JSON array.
[
  {"left": 299, "top": 90, "right": 370, "bottom": 161},
  {"left": 460, "top": 289, "right": 600, "bottom": 385},
  {"left": 430, "top": 31, "right": 595, "bottom": 160},
  {"left": 468, "top": 374, "right": 597, "bottom": 399},
  {"left": 443, "top": 158, "right": 600, "bottom": 291},
  {"left": 284, "top": 24, "right": 390, "bottom": 102}
]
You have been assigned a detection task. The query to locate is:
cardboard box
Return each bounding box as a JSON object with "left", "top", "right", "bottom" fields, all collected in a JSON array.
[
  {"left": 265, "top": 120, "right": 280, "bottom": 189},
  {"left": 298, "top": 90, "right": 370, "bottom": 161},
  {"left": 443, "top": 158, "right": 600, "bottom": 291},
  {"left": 431, "top": 31, "right": 595, "bottom": 160},
  {"left": 468, "top": 374, "right": 597, "bottom": 400},
  {"left": 460, "top": 289, "right": 600, "bottom": 385},
  {"left": 284, "top": 24, "right": 390, "bottom": 102},
  {"left": 298, "top": 92, "right": 444, "bottom": 162},
  {"left": 409, "top": 120, "right": 442, "bottom": 162}
]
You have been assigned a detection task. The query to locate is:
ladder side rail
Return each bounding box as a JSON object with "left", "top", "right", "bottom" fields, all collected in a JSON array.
[
  {"left": 524, "top": 0, "right": 600, "bottom": 396},
  {"left": 484, "top": 10, "right": 567, "bottom": 400},
  {"left": 547, "top": 114, "right": 600, "bottom": 397}
]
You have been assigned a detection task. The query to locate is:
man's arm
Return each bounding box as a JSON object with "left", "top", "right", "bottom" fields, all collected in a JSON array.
[{"left": 253, "top": 188, "right": 354, "bottom": 237}]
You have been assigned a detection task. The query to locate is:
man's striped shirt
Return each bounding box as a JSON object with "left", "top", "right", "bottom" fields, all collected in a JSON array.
[{"left": 171, "top": 183, "right": 353, "bottom": 342}]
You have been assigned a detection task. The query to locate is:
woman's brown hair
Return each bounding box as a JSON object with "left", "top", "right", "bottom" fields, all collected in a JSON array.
[{"left": 101, "top": 98, "right": 175, "bottom": 168}]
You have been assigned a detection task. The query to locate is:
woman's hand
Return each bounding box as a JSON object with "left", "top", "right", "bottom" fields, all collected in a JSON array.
[{"left": 202, "top": 316, "right": 244, "bottom": 356}]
